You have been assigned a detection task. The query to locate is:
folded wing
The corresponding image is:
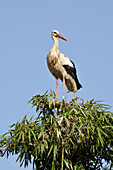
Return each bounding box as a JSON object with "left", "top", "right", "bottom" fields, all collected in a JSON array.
[{"left": 59, "top": 53, "right": 82, "bottom": 90}]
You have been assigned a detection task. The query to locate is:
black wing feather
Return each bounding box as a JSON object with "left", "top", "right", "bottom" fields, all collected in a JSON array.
[{"left": 63, "top": 60, "right": 82, "bottom": 90}]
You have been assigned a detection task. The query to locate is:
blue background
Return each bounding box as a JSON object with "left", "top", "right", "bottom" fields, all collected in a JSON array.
[{"left": 0, "top": 0, "right": 113, "bottom": 169}]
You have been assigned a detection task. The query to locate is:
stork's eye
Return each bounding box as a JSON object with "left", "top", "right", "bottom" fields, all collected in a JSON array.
[{"left": 53, "top": 32, "right": 57, "bottom": 34}]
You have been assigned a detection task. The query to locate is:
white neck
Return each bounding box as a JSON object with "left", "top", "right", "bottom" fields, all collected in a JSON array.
[{"left": 52, "top": 36, "right": 59, "bottom": 50}]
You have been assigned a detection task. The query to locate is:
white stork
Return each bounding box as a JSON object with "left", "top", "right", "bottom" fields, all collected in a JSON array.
[{"left": 47, "top": 30, "right": 82, "bottom": 100}]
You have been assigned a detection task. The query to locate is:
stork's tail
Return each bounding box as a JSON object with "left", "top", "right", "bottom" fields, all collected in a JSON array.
[{"left": 77, "top": 82, "right": 82, "bottom": 90}]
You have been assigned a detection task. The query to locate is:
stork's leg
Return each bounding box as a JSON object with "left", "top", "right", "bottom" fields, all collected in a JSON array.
[
  {"left": 63, "top": 75, "right": 65, "bottom": 100},
  {"left": 55, "top": 78, "right": 59, "bottom": 100}
]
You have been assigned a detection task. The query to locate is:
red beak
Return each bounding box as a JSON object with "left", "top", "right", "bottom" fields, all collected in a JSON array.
[{"left": 57, "top": 34, "right": 67, "bottom": 41}]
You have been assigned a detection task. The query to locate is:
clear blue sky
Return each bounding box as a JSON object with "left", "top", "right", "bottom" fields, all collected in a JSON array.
[{"left": 0, "top": 0, "right": 113, "bottom": 169}]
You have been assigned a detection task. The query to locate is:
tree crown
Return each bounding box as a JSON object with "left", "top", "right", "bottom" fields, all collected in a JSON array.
[{"left": 0, "top": 90, "right": 113, "bottom": 169}]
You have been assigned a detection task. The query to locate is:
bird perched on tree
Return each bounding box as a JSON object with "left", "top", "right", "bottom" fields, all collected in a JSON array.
[{"left": 47, "top": 30, "right": 82, "bottom": 100}]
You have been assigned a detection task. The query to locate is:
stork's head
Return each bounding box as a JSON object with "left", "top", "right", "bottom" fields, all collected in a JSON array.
[{"left": 51, "top": 30, "right": 67, "bottom": 41}]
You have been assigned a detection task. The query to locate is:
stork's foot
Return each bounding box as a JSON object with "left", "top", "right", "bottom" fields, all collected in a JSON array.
[
  {"left": 62, "top": 96, "right": 64, "bottom": 102},
  {"left": 55, "top": 95, "right": 58, "bottom": 101}
]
